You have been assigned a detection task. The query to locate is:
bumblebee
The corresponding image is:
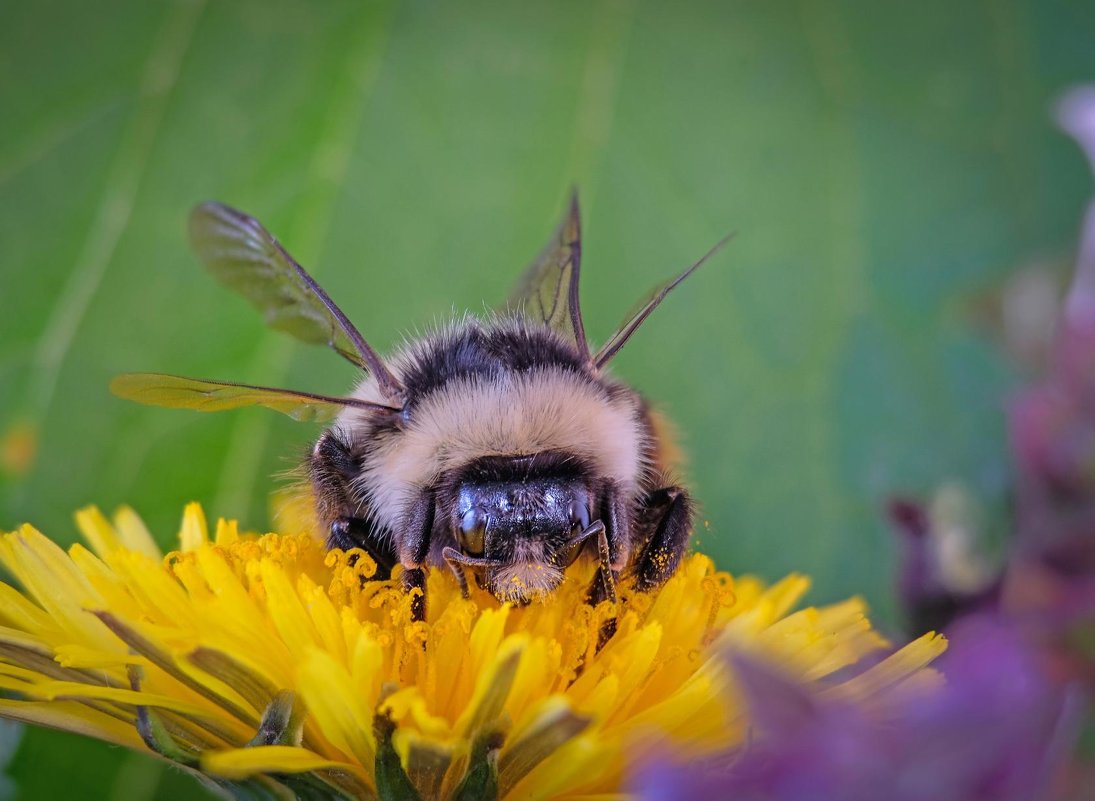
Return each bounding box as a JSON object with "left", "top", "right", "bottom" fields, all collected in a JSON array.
[{"left": 112, "top": 197, "right": 728, "bottom": 619}]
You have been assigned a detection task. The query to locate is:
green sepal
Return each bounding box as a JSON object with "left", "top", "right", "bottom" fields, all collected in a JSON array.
[
  {"left": 373, "top": 710, "right": 424, "bottom": 801},
  {"left": 203, "top": 776, "right": 294, "bottom": 801},
  {"left": 127, "top": 664, "right": 201, "bottom": 765},
  {"left": 273, "top": 773, "right": 355, "bottom": 801},
  {"left": 451, "top": 727, "right": 503, "bottom": 801},
  {"left": 248, "top": 690, "right": 304, "bottom": 747},
  {"left": 134, "top": 703, "right": 202, "bottom": 765},
  {"left": 202, "top": 771, "right": 355, "bottom": 801}
]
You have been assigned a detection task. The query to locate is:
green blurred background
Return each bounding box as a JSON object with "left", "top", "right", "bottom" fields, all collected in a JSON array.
[{"left": 1, "top": 0, "right": 1094, "bottom": 797}]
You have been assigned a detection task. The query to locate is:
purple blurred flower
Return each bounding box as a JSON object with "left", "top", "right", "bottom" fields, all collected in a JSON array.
[
  {"left": 1006, "top": 375, "right": 1095, "bottom": 633},
  {"left": 889, "top": 498, "right": 999, "bottom": 634},
  {"left": 993, "top": 86, "right": 1095, "bottom": 649},
  {"left": 632, "top": 616, "right": 1075, "bottom": 801}
]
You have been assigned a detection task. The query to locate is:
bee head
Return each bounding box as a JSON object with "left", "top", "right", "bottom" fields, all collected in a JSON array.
[{"left": 444, "top": 454, "right": 594, "bottom": 604}]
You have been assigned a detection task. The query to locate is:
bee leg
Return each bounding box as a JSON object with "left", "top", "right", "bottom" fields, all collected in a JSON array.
[
  {"left": 399, "top": 491, "right": 435, "bottom": 623},
  {"left": 633, "top": 486, "right": 693, "bottom": 592},
  {"left": 586, "top": 485, "right": 630, "bottom": 650},
  {"left": 600, "top": 481, "right": 630, "bottom": 573},
  {"left": 585, "top": 525, "right": 618, "bottom": 606},
  {"left": 311, "top": 430, "right": 399, "bottom": 580},
  {"left": 586, "top": 482, "right": 628, "bottom": 607},
  {"left": 310, "top": 429, "right": 361, "bottom": 522},
  {"left": 327, "top": 517, "right": 396, "bottom": 581},
  {"left": 402, "top": 567, "right": 427, "bottom": 623},
  {"left": 585, "top": 526, "right": 620, "bottom": 650}
]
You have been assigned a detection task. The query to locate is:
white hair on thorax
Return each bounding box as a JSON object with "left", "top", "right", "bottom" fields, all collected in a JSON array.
[{"left": 339, "top": 365, "right": 644, "bottom": 533}]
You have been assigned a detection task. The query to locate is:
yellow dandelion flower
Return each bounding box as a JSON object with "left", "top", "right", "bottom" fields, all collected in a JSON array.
[{"left": 0, "top": 504, "right": 945, "bottom": 800}]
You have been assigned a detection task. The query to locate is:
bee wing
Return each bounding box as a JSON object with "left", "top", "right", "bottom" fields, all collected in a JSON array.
[
  {"left": 110, "top": 373, "right": 399, "bottom": 423},
  {"left": 508, "top": 192, "right": 591, "bottom": 360},
  {"left": 593, "top": 233, "right": 734, "bottom": 370},
  {"left": 189, "top": 202, "right": 405, "bottom": 403}
]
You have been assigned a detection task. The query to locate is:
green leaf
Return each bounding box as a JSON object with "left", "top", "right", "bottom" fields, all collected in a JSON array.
[{"left": 3, "top": 2, "right": 1095, "bottom": 799}]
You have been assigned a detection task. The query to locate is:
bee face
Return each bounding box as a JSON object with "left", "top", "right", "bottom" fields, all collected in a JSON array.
[
  {"left": 448, "top": 454, "right": 594, "bottom": 602},
  {"left": 113, "top": 197, "right": 728, "bottom": 620}
]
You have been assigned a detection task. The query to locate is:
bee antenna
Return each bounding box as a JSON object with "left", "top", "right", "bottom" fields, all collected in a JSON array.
[{"left": 593, "top": 232, "right": 734, "bottom": 370}]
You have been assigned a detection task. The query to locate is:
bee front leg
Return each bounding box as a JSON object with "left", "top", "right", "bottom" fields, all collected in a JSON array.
[
  {"left": 398, "top": 491, "right": 435, "bottom": 623},
  {"left": 328, "top": 518, "right": 396, "bottom": 580},
  {"left": 311, "top": 429, "right": 396, "bottom": 579},
  {"left": 633, "top": 486, "right": 693, "bottom": 591},
  {"left": 586, "top": 482, "right": 629, "bottom": 606},
  {"left": 587, "top": 525, "right": 618, "bottom": 605}
]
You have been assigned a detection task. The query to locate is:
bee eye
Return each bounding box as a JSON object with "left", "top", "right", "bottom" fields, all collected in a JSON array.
[
  {"left": 459, "top": 507, "right": 487, "bottom": 555},
  {"left": 568, "top": 501, "right": 590, "bottom": 531}
]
